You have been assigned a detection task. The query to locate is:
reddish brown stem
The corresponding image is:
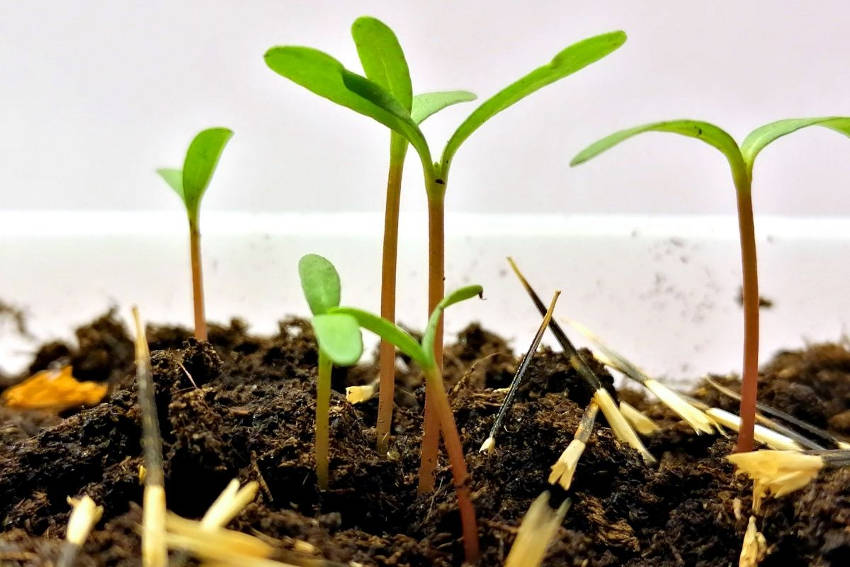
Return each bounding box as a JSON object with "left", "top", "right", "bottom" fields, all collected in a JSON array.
[
  {"left": 376, "top": 157, "right": 405, "bottom": 455},
  {"left": 424, "top": 366, "right": 480, "bottom": 563},
  {"left": 418, "top": 190, "right": 445, "bottom": 492},
  {"left": 188, "top": 219, "right": 207, "bottom": 341},
  {"left": 734, "top": 176, "right": 759, "bottom": 453}
]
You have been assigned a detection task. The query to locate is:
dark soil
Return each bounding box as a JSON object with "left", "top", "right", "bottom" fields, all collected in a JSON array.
[{"left": 1, "top": 312, "right": 849, "bottom": 566}]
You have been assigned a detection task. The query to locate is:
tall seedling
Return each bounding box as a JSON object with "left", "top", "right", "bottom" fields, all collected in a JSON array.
[
  {"left": 571, "top": 116, "right": 850, "bottom": 452},
  {"left": 157, "top": 128, "right": 233, "bottom": 341},
  {"left": 265, "top": 23, "right": 626, "bottom": 482},
  {"left": 298, "top": 254, "right": 364, "bottom": 489}
]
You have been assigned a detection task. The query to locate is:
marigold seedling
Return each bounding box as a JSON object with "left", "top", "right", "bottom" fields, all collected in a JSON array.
[
  {"left": 157, "top": 127, "right": 233, "bottom": 341},
  {"left": 505, "top": 490, "right": 570, "bottom": 567},
  {"left": 332, "top": 284, "right": 484, "bottom": 563},
  {"left": 265, "top": 24, "right": 626, "bottom": 461},
  {"left": 131, "top": 307, "right": 167, "bottom": 567},
  {"left": 298, "top": 254, "right": 364, "bottom": 490},
  {"left": 571, "top": 116, "right": 850, "bottom": 452},
  {"left": 480, "top": 290, "right": 560, "bottom": 454}
]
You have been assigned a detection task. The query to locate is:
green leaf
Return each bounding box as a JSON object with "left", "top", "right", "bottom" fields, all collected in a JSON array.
[
  {"left": 180, "top": 128, "right": 233, "bottom": 220},
  {"left": 421, "top": 285, "right": 484, "bottom": 367},
  {"left": 570, "top": 119, "right": 746, "bottom": 181},
  {"left": 351, "top": 16, "right": 412, "bottom": 111},
  {"left": 313, "top": 313, "right": 363, "bottom": 366},
  {"left": 441, "top": 31, "right": 627, "bottom": 172},
  {"left": 156, "top": 167, "right": 184, "bottom": 200},
  {"left": 330, "top": 306, "right": 427, "bottom": 367},
  {"left": 741, "top": 117, "right": 850, "bottom": 170},
  {"left": 298, "top": 254, "right": 341, "bottom": 315},
  {"left": 265, "top": 46, "right": 431, "bottom": 167},
  {"left": 411, "top": 91, "right": 477, "bottom": 125}
]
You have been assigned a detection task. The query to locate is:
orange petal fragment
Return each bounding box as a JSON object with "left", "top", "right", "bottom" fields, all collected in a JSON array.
[{"left": 2, "top": 366, "right": 107, "bottom": 411}]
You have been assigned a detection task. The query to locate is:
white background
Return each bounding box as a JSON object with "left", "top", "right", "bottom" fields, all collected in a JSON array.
[{"left": 2, "top": 1, "right": 849, "bottom": 215}]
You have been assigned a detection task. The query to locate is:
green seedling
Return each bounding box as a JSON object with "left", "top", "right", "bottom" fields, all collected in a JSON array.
[
  {"left": 298, "top": 254, "right": 364, "bottom": 490},
  {"left": 571, "top": 116, "right": 850, "bottom": 452},
  {"left": 265, "top": 22, "right": 626, "bottom": 463},
  {"left": 332, "top": 285, "right": 484, "bottom": 563},
  {"left": 157, "top": 127, "right": 233, "bottom": 341}
]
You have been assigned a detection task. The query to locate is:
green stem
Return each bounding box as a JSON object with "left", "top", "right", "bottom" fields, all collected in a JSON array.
[
  {"left": 733, "top": 173, "right": 759, "bottom": 453},
  {"left": 376, "top": 136, "right": 407, "bottom": 455},
  {"left": 423, "top": 365, "right": 480, "bottom": 564},
  {"left": 316, "top": 349, "right": 332, "bottom": 490},
  {"left": 188, "top": 218, "right": 207, "bottom": 341}
]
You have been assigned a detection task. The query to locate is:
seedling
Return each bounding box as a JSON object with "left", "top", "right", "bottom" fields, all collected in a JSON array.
[
  {"left": 265, "top": 23, "right": 626, "bottom": 456},
  {"left": 507, "top": 258, "right": 655, "bottom": 464},
  {"left": 505, "top": 490, "right": 570, "bottom": 567},
  {"left": 480, "top": 290, "right": 560, "bottom": 454},
  {"left": 297, "top": 254, "right": 364, "bottom": 490},
  {"left": 571, "top": 117, "right": 850, "bottom": 452},
  {"left": 332, "top": 285, "right": 484, "bottom": 563},
  {"left": 131, "top": 307, "right": 167, "bottom": 567},
  {"left": 157, "top": 127, "right": 233, "bottom": 341},
  {"left": 549, "top": 400, "right": 598, "bottom": 491}
]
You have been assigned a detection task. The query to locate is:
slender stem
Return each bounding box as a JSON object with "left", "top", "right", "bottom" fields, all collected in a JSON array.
[
  {"left": 316, "top": 349, "right": 332, "bottom": 490},
  {"left": 418, "top": 186, "right": 445, "bottom": 492},
  {"left": 376, "top": 137, "right": 407, "bottom": 455},
  {"left": 423, "top": 365, "right": 480, "bottom": 564},
  {"left": 734, "top": 174, "right": 759, "bottom": 453},
  {"left": 188, "top": 218, "right": 207, "bottom": 341}
]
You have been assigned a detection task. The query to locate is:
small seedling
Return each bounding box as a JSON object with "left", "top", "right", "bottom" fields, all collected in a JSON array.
[
  {"left": 265, "top": 23, "right": 626, "bottom": 457},
  {"left": 571, "top": 116, "right": 850, "bottom": 452},
  {"left": 332, "top": 285, "right": 484, "bottom": 563},
  {"left": 157, "top": 127, "right": 233, "bottom": 341},
  {"left": 507, "top": 257, "right": 656, "bottom": 464},
  {"left": 505, "top": 490, "right": 571, "bottom": 567},
  {"left": 297, "top": 254, "right": 364, "bottom": 490},
  {"left": 131, "top": 307, "right": 167, "bottom": 567},
  {"left": 480, "top": 290, "right": 560, "bottom": 454},
  {"left": 549, "top": 400, "right": 599, "bottom": 490}
]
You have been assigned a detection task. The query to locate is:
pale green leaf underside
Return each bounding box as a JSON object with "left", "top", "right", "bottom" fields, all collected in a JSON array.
[
  {"left": 421, "top": 285, "right": 484, "bottom": 367},
  {"left": 181, "top": 128, "right": 233, "bottom": 218},
  {"left": 570, "top": 119, "right": 746, "bottom": 176},
  {"left": 156, "top": 167, "right": 184, "bottom": 200},
  {"left": 265, "top": 46, "right": 430, "bottom": 166},
  {"left": 411, "top": 91, "right": 477, "bottom": 125},
  {"left": 298, "top": 254, "right": 341, "bottom": 315},
  {"left": 331, "top": 306, "right": 427, "bottom": 367},
  {"left": 442, "top": 30, "right": 627, "bottom": 170},
  {"left": 313, "top": 313, "right": 363, "bottom": 366},
  {"left": 741, "top": 116, "right": 850, "bottom": 168},
  {"left": 351, "top": 16, "right": 412, "bottom": 111}
]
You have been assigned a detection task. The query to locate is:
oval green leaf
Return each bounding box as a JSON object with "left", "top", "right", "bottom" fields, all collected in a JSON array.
[
  {"left": 313, "top": 313, "right": 363, "bottom": 366},
  {"left": 741, "top": 117, "right": 850, "bottom": 171},
  {"left": 422, "top": 285, "right": 484, "bottom": 368},
  {"left": 298, "top": 254, "right": 341, "bottom": 315},
  {"left": 181, "top": 127, "right": 233, "bottom": 221},
  {"left": 411, "top": 91, "right": 477, "bottom": 125},
  {"left": 351, "top": 16, "right": 412, "bottom": 111},
  {"left": 156, "top": 167, "right": 184, "bottom": 200},
  {"left": 570, "top": 119, "right": 746, "bottom": 182},
  {"left": 441, "top": 31, "right": 627, "bottom": 173},
  {"left": 330, "top": 306, "right": 427, "bottom": 367}
]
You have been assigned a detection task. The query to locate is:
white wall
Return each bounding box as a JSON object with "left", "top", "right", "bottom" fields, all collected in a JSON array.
[{"left": 2, "top": 0, "right": 850, "bottom": 216}]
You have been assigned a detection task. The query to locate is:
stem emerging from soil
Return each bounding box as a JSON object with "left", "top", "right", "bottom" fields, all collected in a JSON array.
[
  {"left": 188, "top": 218, "right": 207, "bottom": 342},
  {"left": 423, "top": 364, "right": 480, "bottom": 563},
  {"left": 734, "top": 173, "right": 759, "bottom": 453},
  {"left": 316, "top": 349, "right": 332, "bottom": 490}
]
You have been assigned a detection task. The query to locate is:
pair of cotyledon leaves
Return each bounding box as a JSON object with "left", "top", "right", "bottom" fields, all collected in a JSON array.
[
  {"left": 265, "top": 17, "right": 627, "bottom": 183},
  {"left": 571, "top": 117, "right": 850, "bottom": 183},
  {"left": 298, "top": 254, "right": 482, "bottom": 369},
  {"left": 157, "top": 128, "right": 233, "bottom": 222}
]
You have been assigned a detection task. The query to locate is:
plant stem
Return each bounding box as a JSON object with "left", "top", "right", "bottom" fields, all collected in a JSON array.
[
  {"left": 418, "top": 185, "right": 445, "bottom": 492},
  {"left": 733, "top": 173, "right": 759, "bottom": 453},
  {"left": 376, "top": 137, "right": 407, "bottom": 455},
  {"left": 423, "top": 365, "right": 480, "bottom": 564},
  {"left": 316, "top": 349, "right": 332, "bottom": 490},
  {"left": 188, "top": 218, "right": 207, "bottom": 341}
]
